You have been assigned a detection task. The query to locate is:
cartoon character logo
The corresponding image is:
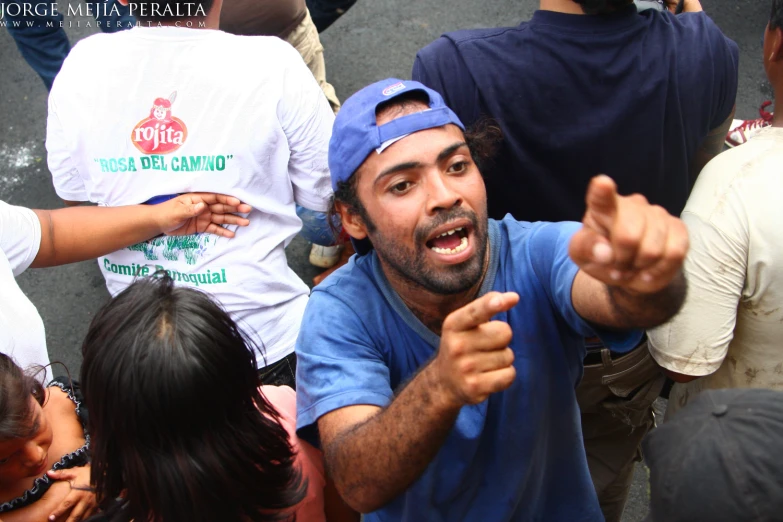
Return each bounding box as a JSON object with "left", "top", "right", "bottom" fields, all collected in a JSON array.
[{"left": 131, "top": 92, "right": 188, "bottom": 154}]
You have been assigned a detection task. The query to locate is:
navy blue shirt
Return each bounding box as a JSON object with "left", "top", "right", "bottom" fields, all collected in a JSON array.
[
  {"left": 296, "top": 217, "right": 641, "bottom": 521},
  {"left": 413, "top": 7, "right": 738, "bottom": 222}
]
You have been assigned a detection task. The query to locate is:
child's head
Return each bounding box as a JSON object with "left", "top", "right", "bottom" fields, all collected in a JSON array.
[
  {"left": 644, "top": 388, "right": 783, "bottom": 522},
  {"left": 81, "top": 274, "right": 305, "bottom": 522},
  {"left": 0, "top": 355, "right": 52, "bottom": 485}
]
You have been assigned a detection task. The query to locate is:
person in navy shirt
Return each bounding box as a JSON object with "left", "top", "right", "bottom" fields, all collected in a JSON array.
[
  {"left": 294, "top": 79, "right": 689, "bottom": 521},
  {"left": 412, "top": 2, "right": 738, "bottom": 518},
  {"left": 413, "top": 0, "right": 737, "bottom": 223}
]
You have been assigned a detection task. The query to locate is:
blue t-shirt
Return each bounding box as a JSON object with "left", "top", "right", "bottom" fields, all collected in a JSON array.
[
  {"left": 412, "top": 7, "right": 738, "bottom": 222},
  {"left": 296, "top": 217, "right": 641, "bottom": 521}
]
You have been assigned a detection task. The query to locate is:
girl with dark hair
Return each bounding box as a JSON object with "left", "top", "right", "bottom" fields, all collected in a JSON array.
[
  {"left": 0, "top": 192, "right": 250, "bottom": 521},
  {"left": 0, "top": 354, "right": 94, "bottom": 522},
  {"left": 80, "top": 275, "right": 357, "bottom": 522}
]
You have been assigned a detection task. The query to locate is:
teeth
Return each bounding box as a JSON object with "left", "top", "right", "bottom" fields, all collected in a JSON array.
[
  {"left": 436, "top": 226, "right": 464, "bottom": 239},
  {"left": 431, "top": 236, "right": 469, "bottom": 255}
]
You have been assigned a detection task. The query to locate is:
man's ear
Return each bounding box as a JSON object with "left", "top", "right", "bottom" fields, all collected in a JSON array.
[
  {"left": 773, "top": 27, "right": 783, "bottom": 62},
  {"left": 336, "top": 202, "right": 368, "bottom": 240}
]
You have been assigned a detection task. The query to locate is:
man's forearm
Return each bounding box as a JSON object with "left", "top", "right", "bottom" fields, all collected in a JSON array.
[
  {"left": 607, "top": 270, "right": 687, "bottom": 329},
  {"left": 324, "top": 361, "right": 461, "bottom": 513}
]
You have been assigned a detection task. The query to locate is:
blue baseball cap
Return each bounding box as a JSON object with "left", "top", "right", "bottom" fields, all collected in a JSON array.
[{"left": 329, "top": 78, "right": 465, "bottom": 255}]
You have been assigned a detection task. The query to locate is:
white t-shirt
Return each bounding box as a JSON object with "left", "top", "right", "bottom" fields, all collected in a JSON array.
[
  {"left": 46, "top": 27, "right": 335, "bottom": 366},
  {"left": 648, "top": 127, "right": 783, "bottom": 417},
  {"left": 0, "top": 201, "right": 53, "bottom": 383}
]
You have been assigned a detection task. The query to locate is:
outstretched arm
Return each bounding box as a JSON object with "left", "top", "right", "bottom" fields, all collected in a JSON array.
[
  {"left": 30, "top": 193, "right": 251, "bottom": 268},
  {"left": 318, "top": 292, "right": 519, "bottom": 513},
  {"left": 569, "top": 176, "right": 689, "bottom": 330}
]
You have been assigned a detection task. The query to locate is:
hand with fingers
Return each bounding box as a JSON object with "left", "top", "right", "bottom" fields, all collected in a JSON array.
[
  {"left": 569, "top": 175, "right": 689, "bottom": 295},
  {"left": 158, "top": 193, "right": 253, "bottom": 238},
  {"left": 433, "top": 292, "right": 520, "bottom": 408},
  {"left": 46, "top": 466, "right": 98, "bottom": 522}
]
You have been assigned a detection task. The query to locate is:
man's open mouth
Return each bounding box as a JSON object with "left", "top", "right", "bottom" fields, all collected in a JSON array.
[{"left": 425, "top": 226, "right": 470, "bottom": 255}]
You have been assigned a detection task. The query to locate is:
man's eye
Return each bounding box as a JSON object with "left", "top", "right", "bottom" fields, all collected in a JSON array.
[
  {"left": 390, "top": 181, "right": 412, "bottom": 194},
  {"left": 448, "top": 161, "right": 468, "bottom": 174},
  {"left": 0, "top": 457, "right": 10, "bottom": 465}
]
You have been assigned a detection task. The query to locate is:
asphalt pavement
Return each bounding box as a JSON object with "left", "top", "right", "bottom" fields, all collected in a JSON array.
[{"left": 0, "top": 0, "right": 772, "bottom": 520}]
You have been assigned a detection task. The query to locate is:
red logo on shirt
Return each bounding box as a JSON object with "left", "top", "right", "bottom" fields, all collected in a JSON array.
[{"left": 131, "top": 92, "right": 188, "bottom": 154}]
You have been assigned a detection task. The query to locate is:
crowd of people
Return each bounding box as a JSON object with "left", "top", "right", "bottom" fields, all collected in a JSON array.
[{"left": 1, "top": 0, "right": 782, "bottom": 521}]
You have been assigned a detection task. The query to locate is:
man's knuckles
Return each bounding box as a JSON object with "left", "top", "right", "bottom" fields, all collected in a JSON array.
[
  {"left": 667, "top": 221, "right": 690, "bottom": 259},
  {"left": 446, "top": 337, "right": 467, "bottom": 357},
  {"left": 480, "top": 321, "right": 513, "bottom": 346},
  {"left": 458, "top": 348, "right": 514, "bottom": 375},
  {"left": 458, "top": 357, "right": 478, "bottom": 375},
  {"left": 461, "top": 375, "right": 485, "bottom": 402},
  {"left": 625, "top": 193, "right": 649, "bottom": 206},
  {"left": 611, "top": 222, "right": 644, "bottom": 252},
  {"left": 635, "top": 241, "right": 665, "bottom": 267}
]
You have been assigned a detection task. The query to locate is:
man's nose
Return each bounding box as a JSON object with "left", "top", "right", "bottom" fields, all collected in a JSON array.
[{"left": 425, "top": 172, "right": 462, "bottom": 213}]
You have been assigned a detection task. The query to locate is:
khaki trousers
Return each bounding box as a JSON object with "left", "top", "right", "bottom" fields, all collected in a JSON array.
[
  {"left": 577, "top": 341, "right": 665, "bottom": 522},
  {"left": 285, "top": 9, "right": 341, "bottom": 114}
]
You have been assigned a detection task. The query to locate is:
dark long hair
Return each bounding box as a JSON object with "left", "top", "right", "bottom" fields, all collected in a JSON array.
[
  {"left": 81, "top": 274, "right": 306, "bottom": 522},
  {"left": 772, "top": 0, "right": 783, "bottom": 30},
  {"left": 0, "top": 354, "right": 45, "bottom": 441}
]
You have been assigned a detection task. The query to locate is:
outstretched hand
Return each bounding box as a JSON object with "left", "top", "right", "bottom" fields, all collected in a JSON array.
[
  {"left": 158, "top": 193, "right": 252, "bottom": 238},
  {"left": 569, "top": 175, "right": 689, "bottom": 295},
  {"left": 46, "top": 467, "right": 97, "bottom": 522},
  {"left": 434, "top": 291, "right": 520, "bottom": 408}
]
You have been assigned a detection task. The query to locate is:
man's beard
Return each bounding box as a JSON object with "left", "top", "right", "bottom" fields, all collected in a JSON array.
[{"left": 370, "top": 207, "right": 489, "bottom": 295}]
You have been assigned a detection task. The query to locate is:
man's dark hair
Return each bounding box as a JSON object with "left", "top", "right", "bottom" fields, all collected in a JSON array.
[
  {"left": 327, "top": 92, "right": 503, "bottom": 241},
  {"left": 81, "top": 274, "right": 306, "bottom": 522},
  {"left": 771, "top": 0, "right": 783, "bottom": 30},
  {"left": 572, "top": 0, "right": 634, "bottom": 15},
  {"left": 126, "top": 0, "right": 214, "bottom": 23}
]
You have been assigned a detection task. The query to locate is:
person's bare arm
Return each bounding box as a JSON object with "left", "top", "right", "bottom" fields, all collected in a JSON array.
[
  {"left": 318, "top": 292, "right": 519, "bottom": 513},
  {"left": 569, "top": 176, "right": 689, "bottom": 330},
  {"left": 690, "top": 106, "right": 735, "bottom": 183},
  {"left": 30, "top": 193, "right": 251, "bottom": 268},
  {"left": 663, "top": 369, "right": 699, "bottom": 383},
  {"left": 323, "top": 468, "right": 364, "bottom": 521},
  {"left": 1, "top": 481, "right": 73, "bottom": 522}
]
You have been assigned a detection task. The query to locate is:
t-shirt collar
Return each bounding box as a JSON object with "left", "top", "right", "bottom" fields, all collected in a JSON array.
[{"left": 371, "top": 219, "right": 501, "bottom": 348}]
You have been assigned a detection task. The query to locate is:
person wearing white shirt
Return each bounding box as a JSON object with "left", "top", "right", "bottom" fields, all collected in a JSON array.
[
  {"left": 648, "top": 0, "right": 783, "bottom": 416},
  {"left": 45, "top": 0, "right": 336, "bottom": 387}
]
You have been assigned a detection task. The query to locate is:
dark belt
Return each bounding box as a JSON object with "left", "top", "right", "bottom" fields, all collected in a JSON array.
[
  {"left": 584, "top": 349, "right": 625, "bottom": 366},
  {"left": 583, "top": 335, "right": 647, "bottom": 367}
]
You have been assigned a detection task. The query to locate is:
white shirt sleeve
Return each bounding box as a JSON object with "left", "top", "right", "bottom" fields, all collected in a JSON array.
[
  {"left": 647, "top": 209, "right": 748, "bottom": 376},
  {"left": 46, "top": 91, "right": 89, "bottom": 202},
  {"left": 277, "top": 44, "right": 335, "bottom": 212},
  {"left": 0, "top": 200, "right": 42, "bottom": 277}
]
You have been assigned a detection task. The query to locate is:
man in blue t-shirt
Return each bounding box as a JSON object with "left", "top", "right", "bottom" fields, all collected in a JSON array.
[
  {"left": 295, "top": 78, "right": 689, "bottom": 521},
  {"left": 411, "top": 1, "right": 738, "bottom": 518}
]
